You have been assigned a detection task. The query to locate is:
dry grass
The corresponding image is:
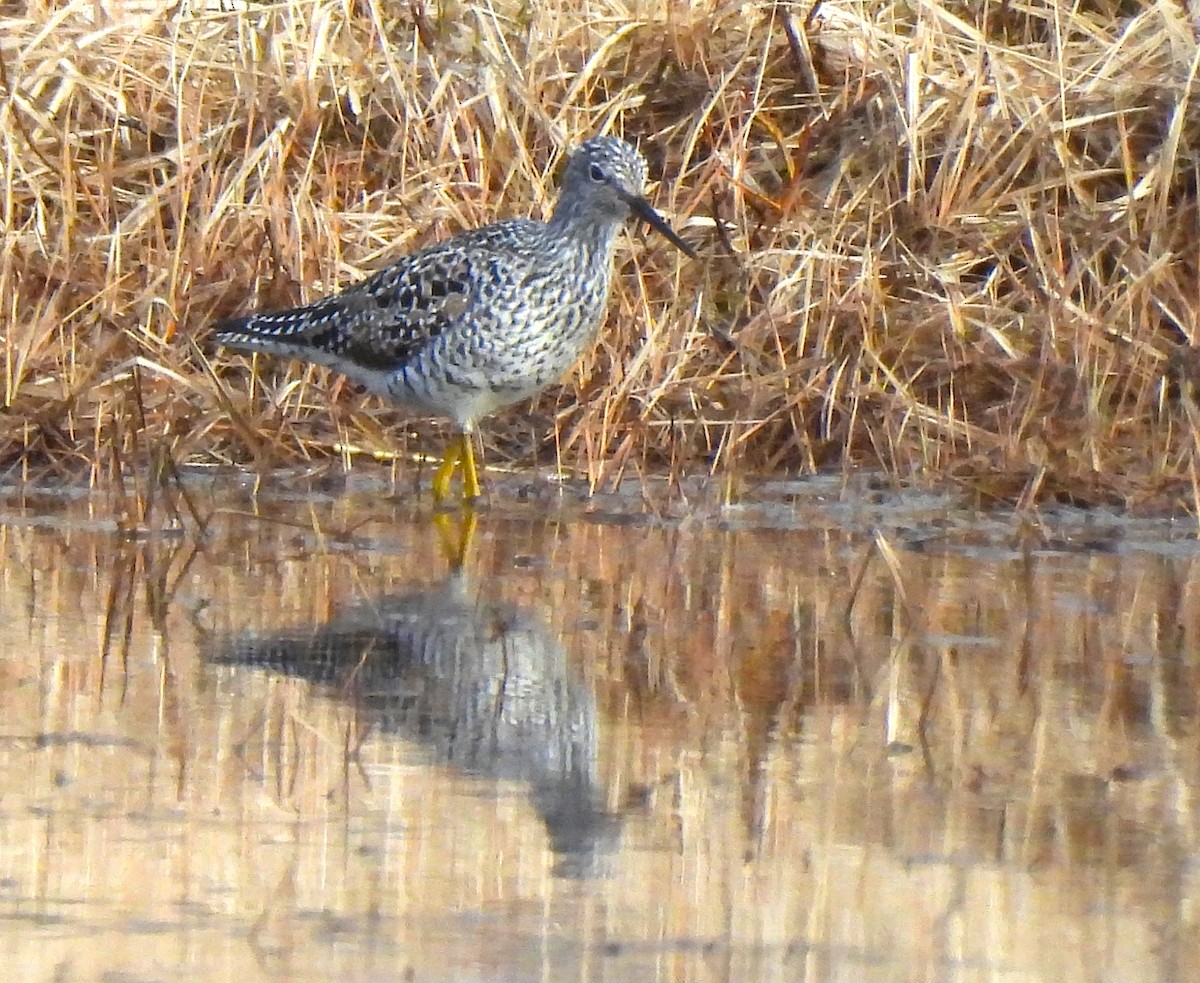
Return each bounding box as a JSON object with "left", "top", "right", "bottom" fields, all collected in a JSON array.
[{"left": 5, "top": 0, "right": 1200, "bottom": 510}]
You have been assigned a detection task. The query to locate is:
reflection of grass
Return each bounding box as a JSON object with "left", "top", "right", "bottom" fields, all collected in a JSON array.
[
  {"left": 8, "top": 502, "right": 1187, "bottom": 979},
  {"left": 3, "top": 0, "right": 1199, "bottom": 509}
]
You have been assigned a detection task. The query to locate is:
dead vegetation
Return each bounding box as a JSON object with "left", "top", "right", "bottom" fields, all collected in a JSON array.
[{"left": 4, "top": 0, "right": 1200, "bottom": 510}]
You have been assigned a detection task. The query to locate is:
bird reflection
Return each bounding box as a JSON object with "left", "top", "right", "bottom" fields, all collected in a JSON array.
[{"left": 210, "top": 514, "right": 619, "bottom": 877}]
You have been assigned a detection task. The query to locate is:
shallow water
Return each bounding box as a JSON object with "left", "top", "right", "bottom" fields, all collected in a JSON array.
[{"left": 1, "top": 472, "right": 1199, "bottom": 982}]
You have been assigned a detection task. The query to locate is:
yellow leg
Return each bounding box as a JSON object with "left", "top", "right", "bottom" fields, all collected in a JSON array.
[
  {"left": 460, "top": 432, "right": 482, "bottom": 502},
  {"left": 431, "top": 429, "right": 483, "bottom": 504},
  {"left": 432, "top": 435, "right": 462, "bottom": 504}
]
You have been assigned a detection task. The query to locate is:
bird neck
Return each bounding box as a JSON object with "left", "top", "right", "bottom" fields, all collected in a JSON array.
[{"left": 547, "top": 202, "right": 621, "bottom": 265}]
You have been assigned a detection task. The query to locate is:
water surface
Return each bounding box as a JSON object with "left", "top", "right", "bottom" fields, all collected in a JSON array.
[{"left": 1, "top": 473, "right": 1197, "bottom": 982}]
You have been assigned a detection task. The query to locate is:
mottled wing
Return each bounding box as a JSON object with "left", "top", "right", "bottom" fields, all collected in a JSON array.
[{"left": 212, "top": 222, "right": 535, "bottom": 372}]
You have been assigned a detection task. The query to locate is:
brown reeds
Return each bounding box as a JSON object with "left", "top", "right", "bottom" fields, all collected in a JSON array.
[{"left": 4, "top": 0, "right": 1200, "bottom": 510}]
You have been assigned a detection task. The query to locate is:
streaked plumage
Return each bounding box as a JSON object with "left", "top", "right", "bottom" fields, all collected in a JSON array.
[{"left": 212, "top": 136, "right": 693, "bottom": 502}]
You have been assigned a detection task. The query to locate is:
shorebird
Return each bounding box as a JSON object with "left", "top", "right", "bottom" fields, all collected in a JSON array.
[{"left": 212, "top": 135, "right": 693, "bottom": 503}]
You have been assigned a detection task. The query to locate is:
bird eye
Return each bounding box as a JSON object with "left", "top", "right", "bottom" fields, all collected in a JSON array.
[{"left": 588, "top": 162, "right": 606, "bottom": 183}]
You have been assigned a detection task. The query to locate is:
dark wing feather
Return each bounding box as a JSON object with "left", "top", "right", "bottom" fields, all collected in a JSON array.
[{"left": 212, "top": 221, "right": 541, "bottom": 371}]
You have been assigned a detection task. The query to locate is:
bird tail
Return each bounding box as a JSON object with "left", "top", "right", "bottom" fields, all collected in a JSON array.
[{"left": 211, "top": 303, "right": 334, "bottom": 357}]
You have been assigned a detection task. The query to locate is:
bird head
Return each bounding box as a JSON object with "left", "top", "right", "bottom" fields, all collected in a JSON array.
[{"left": 555, "top": 136, "right": 694, "bottom": 257}]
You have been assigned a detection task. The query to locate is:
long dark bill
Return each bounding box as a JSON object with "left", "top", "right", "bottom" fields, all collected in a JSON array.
[{"left": 625, "top": 194, "right": 696, "bottom": 258}]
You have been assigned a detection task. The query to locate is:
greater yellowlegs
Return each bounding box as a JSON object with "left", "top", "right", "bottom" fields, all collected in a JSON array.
[{"left": 212, "top": 136, "right": 693, "bottom": 502}]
